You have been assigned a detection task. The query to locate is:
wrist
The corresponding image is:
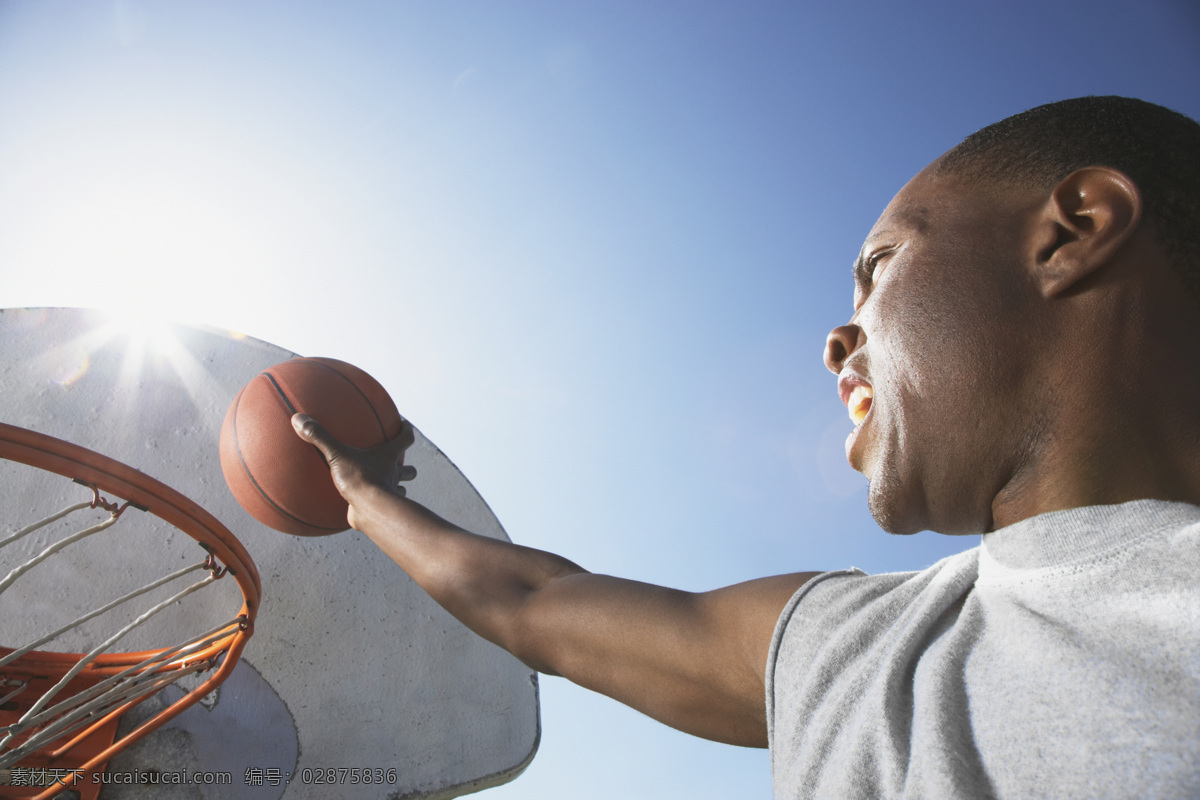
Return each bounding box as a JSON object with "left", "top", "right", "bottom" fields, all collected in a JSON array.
[{"left": 343, "top": 479, "right": 399, "bottom": 528}]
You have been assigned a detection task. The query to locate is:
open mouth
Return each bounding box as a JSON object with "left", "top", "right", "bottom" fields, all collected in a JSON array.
[{"left": 848, "top": 384, "right": 873, "bottom": 425}]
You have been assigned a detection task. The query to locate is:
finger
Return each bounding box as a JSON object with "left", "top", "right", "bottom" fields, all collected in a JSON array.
[
  {"left": 396, "top": 419, "right": 415, "bottom": 449},
  {"left": 292, "top": 413, "right": 338, "bottom": 458},
  {"left": 398, "top": 465, "right": 417, "bottom": 482},
  {"left": 376, "top": 420, "right": 415, "bottom": 463}
]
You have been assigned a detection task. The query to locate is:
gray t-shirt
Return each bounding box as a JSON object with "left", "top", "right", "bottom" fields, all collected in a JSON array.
[{"left": 766, "top": 500, "right": 1200, "bottom": 800}]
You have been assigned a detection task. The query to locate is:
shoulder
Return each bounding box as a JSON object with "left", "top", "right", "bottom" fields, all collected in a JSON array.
[
  {"left": 764, "top": 548, "right": 980, "bottom": 732},
  {"left": 770, "top": 548, "right": 980, "bottom": 661}
]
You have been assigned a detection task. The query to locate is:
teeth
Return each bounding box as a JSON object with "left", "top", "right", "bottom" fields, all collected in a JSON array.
[{"left": 848, "top": 385, "right": 873, "bottom": 424}]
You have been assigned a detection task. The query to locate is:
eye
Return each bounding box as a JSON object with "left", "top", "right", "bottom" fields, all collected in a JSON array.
[
  {"left": 852, "top": 244, "right": 898, "bottom": 310},
  {"left": 865, "top": 248, "right": 892, "bottom": 283}
]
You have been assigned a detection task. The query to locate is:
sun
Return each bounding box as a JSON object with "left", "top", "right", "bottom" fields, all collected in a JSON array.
[
  {"left": 99, "top": 307, "right": 177, "bottom": 355},
  {"left": 90, "top": 305, "right": 193, "bottom": 390}
]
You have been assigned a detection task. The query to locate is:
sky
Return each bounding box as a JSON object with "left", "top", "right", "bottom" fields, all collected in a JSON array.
[{"left": 0, "top": 1, "right": 1197, "bottom": 798}]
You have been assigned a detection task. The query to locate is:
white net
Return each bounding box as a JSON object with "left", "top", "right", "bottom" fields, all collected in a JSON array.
[{"left": 0, "top": 464, "right": 249, "bottom": 777}]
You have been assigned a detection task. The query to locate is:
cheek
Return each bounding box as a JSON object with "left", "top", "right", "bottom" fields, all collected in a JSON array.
[
  {"left": 864, "top": 268, "right": 1015, "bottom": 478},
  {"left": 872, "top": 293, "right": 966, "bottom": 405},
  {"left": 877, "top": 249, "right": 1008, "bottom": 400}
]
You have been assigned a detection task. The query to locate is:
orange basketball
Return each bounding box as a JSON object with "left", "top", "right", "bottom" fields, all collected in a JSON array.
[{"left": 219, "top": 357, "right": 403, "bottom": 536}]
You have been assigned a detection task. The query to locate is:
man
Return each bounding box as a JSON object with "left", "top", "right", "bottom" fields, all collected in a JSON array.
[{"left": 294, "top": 96, "right": 1200, "bottom": 798}]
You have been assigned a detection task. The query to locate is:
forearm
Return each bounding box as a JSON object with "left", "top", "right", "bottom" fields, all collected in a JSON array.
[{"left": 349, "top": 483, "right": 587, "bottom": 666}]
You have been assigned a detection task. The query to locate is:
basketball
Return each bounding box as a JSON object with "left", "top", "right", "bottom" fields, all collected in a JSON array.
[{"left": 219, "top": 357, "right": 403, "bottom": 536}]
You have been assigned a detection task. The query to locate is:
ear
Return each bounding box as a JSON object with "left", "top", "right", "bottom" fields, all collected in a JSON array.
[{"left": 1030, "top": 166, "right": 1142, "bottom": 298}]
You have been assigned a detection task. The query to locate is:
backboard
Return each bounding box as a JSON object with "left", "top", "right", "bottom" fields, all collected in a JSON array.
[{"left": 0, "top": 307, "right": 539, "bottom": 799}]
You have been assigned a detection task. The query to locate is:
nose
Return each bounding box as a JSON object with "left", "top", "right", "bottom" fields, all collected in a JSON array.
[{"left": 824, "top": 324, "right": 862, "bottom": 375}]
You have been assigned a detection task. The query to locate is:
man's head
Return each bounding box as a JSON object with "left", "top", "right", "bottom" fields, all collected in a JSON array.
[
  {"left": 936, "top": 96, "right": 1200, "bottom": 300},
  {"left": 825, "top": 97, "right": 1200, "bottom": 536}
]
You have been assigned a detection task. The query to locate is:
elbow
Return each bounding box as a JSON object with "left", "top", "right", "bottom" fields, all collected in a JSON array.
[{"left": 503, "top": 572, "right": 587, "bottom": 677}]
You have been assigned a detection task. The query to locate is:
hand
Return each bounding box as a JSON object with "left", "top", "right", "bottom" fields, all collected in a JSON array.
[{"left": 291, "top": 413, "right": 417, "bottom": 524}]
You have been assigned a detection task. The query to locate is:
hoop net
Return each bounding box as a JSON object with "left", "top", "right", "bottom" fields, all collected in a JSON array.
[{"left": 0, "top": 423, "right": 260, "bottom": 800}]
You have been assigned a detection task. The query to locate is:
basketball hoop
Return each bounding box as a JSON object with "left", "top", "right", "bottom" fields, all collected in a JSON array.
[{"left": 0, "top": 422, "right": 260, "bottom": 800}]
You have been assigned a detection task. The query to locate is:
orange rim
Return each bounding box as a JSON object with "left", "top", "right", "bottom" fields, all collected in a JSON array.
[{"left": 0, "top": 422, "right": 260, "bottom": 798}]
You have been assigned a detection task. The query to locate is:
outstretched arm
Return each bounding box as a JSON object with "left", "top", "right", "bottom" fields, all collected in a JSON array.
[{"left": 293, "top": 413, "right": 815, "bottom": 748}]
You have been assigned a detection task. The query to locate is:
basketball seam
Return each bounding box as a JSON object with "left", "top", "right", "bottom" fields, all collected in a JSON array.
[
  {"left": 305, "top": 358, "right": 389, "bottom": 439},
  {"left": 234, "top": 372, "right": 343, "bottom": 534}
]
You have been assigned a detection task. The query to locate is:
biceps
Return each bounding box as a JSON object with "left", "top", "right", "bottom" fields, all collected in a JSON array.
[{"left": 511, "top": 571, "right": 816, "bottom": 747}]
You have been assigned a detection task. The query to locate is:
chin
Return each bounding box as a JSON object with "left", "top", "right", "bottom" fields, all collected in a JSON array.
[
  {"left": 866, "top": 481, "right": 925, "bottom": 535},
  {"left": 867, "top": 477, "right": 988, "bottom": 536}
]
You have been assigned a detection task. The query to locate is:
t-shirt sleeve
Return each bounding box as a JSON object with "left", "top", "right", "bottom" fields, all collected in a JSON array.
[
  {"left": 763, "top": 550, "right": 980, "bottom": 799},
  {"left": 765, "top": 567, "right": 897, "bottom": 751}
]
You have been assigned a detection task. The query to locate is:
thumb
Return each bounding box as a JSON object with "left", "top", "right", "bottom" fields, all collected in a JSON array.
[{"left": 291, "top": 413, "right": 339, "bottom": 459}]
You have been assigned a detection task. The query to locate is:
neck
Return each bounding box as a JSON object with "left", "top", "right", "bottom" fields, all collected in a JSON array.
[{"left": 990, "top": 266, "right": 1200, "bottom": 530}]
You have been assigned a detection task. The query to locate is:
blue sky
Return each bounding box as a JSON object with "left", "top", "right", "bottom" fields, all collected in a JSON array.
[{"left": 0, "top": 2, "right": 1197, "bottom": 797}]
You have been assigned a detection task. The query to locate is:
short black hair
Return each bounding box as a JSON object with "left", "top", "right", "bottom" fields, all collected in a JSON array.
[{"left": 936, "top": 96, "right": 1200, "bottom": 299}]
